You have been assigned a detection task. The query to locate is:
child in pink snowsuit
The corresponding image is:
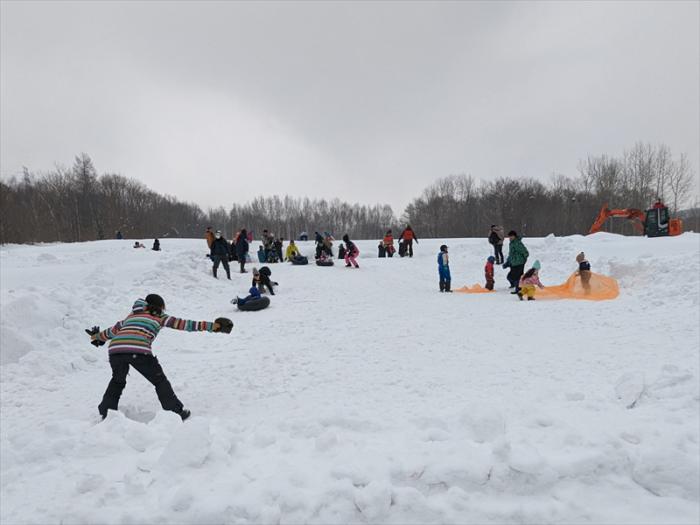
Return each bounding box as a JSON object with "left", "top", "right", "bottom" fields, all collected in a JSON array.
[
  {"left": 342, "top": 234, "right": 360, "bottom": 268},
  {"left": 518, "top": 260, "right": 544, "bottom": 300}
]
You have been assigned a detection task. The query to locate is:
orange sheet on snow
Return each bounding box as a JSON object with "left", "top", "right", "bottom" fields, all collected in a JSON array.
[{"left": 455, "top": 272, "right": 619, "bottom": 301}]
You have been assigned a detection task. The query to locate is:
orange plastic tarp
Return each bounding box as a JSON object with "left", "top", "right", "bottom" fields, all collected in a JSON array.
[
  {"left": 454, "top": 284, "right": 494, "bottom": 294},
  {"left": 455, "top": 272, "right": 619, "bottom": 301}
]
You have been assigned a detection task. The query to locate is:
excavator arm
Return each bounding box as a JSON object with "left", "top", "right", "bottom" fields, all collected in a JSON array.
[{"left": 589, "top": 204, "right": 645, "bottom": 234}]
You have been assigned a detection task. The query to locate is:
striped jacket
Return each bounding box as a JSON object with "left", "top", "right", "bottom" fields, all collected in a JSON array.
[{"left": 96, "top": 299, "right": 214, "bottom": 355}]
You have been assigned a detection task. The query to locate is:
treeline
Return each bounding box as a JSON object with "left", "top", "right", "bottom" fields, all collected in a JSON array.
[
  {"left": 1, "top": 143, "right": 697, "bottom": 244},
  {"left": 207, "top": 197, "right": 396, "bottom": 240},
  {"left": 0, "top": 154, "right": 208, "bottom": 244},
  {"left": 0, "top": 154, "right": 397, "bottom": 244},
  {"left": 404, "top": 143, "right": 697, "bottom": 237}
]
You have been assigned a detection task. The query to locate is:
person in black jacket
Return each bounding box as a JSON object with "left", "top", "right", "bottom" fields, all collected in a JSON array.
[
  {"left": 253, "top": 266, "right": 277, "bottom": 295},
  {"left": 488, "top": 225, "right": 505, "bottom": 264},
  {"left": 210, "top": 231, "right": 231, "bottom": 279},
  {"left": 235, "top": 229, "right": 250, "bottom": 273},
  {"left": 314, "top": 231, "right": 324, "bottom": 259}
]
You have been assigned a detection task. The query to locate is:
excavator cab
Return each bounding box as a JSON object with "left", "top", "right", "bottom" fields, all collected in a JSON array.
[{"left": 644, "top": 206, "right": 670, "bottom": 237}]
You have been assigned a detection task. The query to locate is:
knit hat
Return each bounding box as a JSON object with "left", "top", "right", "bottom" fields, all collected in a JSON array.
[
  {"left": 532, "top": 260, "right": 541, "bottom": 270},
  {"left": 487, "top": 256, "right": 495, "bottom": 263},
  {"left": 145, "top": 294, "right": 165, "bottom": 313},
  {"left": 576, "top": 252, "right": 585, "bottom": 263},
  {"left": 508, "top": 230, "right": 517, "bottom": 237},
  {"left": 440, "top": 244, "right": 448, "bottom": 252}
]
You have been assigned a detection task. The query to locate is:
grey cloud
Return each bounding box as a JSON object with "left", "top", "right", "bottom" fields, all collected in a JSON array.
[{"left": 2, "top": 1, "right": 698, "bottom": 212}]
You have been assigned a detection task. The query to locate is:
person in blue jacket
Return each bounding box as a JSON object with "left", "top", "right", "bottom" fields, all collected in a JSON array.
[
  {"left": 232, "top": 286, "right": 261, "bottom": 306},
  {"left": 438, "top": 244, "right": 452, "bottom": 292}
]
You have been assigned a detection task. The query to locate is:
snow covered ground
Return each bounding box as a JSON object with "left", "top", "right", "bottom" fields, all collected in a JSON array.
[{"left": 1, "top": 233, "right": 699, "bottom": 524}]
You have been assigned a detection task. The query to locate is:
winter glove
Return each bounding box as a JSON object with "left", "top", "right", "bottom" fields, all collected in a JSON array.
[
  {"left": 214, "top": 317, "right": 234, "bottom": 334},
  {"left": 85, "top": 326, "right": 105, "bottom": 347}
]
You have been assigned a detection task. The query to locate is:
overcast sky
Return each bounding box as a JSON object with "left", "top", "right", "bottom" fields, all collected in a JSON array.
[{"left": 1, "top": 0, "right": 698, "bottom": 214}]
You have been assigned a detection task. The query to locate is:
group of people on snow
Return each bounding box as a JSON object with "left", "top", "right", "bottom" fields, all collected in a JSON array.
[
  {"left": 205, "top": 226, "right": 250, "bottom": 276},
  {"left": 93, "top": 220, "right": 597, "bottom": 424},
  {"left": 436, "top": 226, "right": 593, "bottom": 301},
  {"left": 378, "top": 225, "right": 418, "bottom": 258}
]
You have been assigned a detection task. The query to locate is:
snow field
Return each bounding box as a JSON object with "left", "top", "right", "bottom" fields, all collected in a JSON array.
[{"left": 1, "top": 234, "right": 699, "bottom": 524}]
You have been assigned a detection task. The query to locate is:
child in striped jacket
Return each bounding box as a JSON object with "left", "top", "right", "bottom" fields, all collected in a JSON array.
[{"left": 90, "top": 294, "right": 228, "bottom": 420}]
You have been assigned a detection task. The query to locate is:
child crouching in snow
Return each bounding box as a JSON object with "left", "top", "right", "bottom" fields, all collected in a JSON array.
[
  {"left": 518, "top": 260, "right": 544, "bottom": 301},
  {"left": 342, "top": 234, "right": 360, "bottom": 268},
  {"left": 485, "top": 255, "right": 495, "bottom": 290},
  {"left": 89, "top": 294, "right": 230, "bottom": 421}
]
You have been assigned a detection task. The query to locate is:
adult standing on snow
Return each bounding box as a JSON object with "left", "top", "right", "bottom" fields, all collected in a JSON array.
[
  {"left": 399, "top": 225, "right": 418, "bottom": 257},
  {"left": 506, "top": 230, "right": 529, "bottom": 295},
  {"left": 89, "top": 294, "right": 231, "bottom": 420},
  {"left": 488, "top": 225, "right": 505, "bottom": 264},
  {"left": 261, "top": 230, "right": 274, "bottom": 260},
  {"left": 210, "top": 230, "right": 231, "bottom": 279},
  {"left": 236, "top": 229, "right": 250, "bottom": 273}
]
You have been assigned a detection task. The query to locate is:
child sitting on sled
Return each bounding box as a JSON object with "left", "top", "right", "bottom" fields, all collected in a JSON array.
[{"left": 232, "top": 286, "right": 261, "bottom": 306}]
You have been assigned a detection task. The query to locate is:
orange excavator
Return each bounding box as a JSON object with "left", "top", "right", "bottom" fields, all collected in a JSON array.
[{"left": 589, "top": 202, "right": 683, "bottom": 237}]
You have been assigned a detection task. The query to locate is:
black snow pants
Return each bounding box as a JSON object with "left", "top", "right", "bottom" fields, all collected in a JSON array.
[
  {"left": 212, "top": 255, "right": 231, "bottom": 279},
  {"left": 508, "top": 264, "right": 525, "bottom": 291},
  {"left": 494, "top": 244, "right": 504, "bottom": 264},
  {"left": 98, "top": 353, "right": 184, "bottom": 418},
  {"left": 405, "top": 239, "right": 414, "bottom": 257}
]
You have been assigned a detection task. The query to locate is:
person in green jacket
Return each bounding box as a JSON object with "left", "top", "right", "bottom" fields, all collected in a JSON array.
[{"left": 506, "top": 230, "right": 529, "bottom": 294}]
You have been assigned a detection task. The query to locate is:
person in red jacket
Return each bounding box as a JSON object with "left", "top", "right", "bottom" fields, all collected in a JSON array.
[
  {"left": 485, "top": 255, "right": 495, "bottom": 290},
  {"left": 399, "top": 225, "right": 418, "bottom": 257},
  {"left": 382, "top": 229, "right": 395, "bottom": 257}
]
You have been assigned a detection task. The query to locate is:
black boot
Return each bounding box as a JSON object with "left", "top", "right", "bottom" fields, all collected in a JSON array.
[{"left": 179, "top": 409, "right": 191, "bottom": 421}]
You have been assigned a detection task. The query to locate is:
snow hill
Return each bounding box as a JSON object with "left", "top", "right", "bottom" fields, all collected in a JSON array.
[{"left": 1, "top": 234, "right": 699, "bottom": 524}]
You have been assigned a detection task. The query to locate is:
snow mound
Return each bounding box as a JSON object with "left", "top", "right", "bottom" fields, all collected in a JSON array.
[{"left": 1, "top": 235, "right": 698, "bottom": 524}]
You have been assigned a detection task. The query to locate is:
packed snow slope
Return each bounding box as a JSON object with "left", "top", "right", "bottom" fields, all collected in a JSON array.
[{"left": 1, "top": 234, "right": 699, "bottom": 525}]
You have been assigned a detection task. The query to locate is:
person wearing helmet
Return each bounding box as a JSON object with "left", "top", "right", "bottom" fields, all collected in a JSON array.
[
  {"left": 438, "top": 244, "right": 451, "bottom": 292},
  {"left": 89, "top": 294, "right": 231, "bottom": 421}
]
